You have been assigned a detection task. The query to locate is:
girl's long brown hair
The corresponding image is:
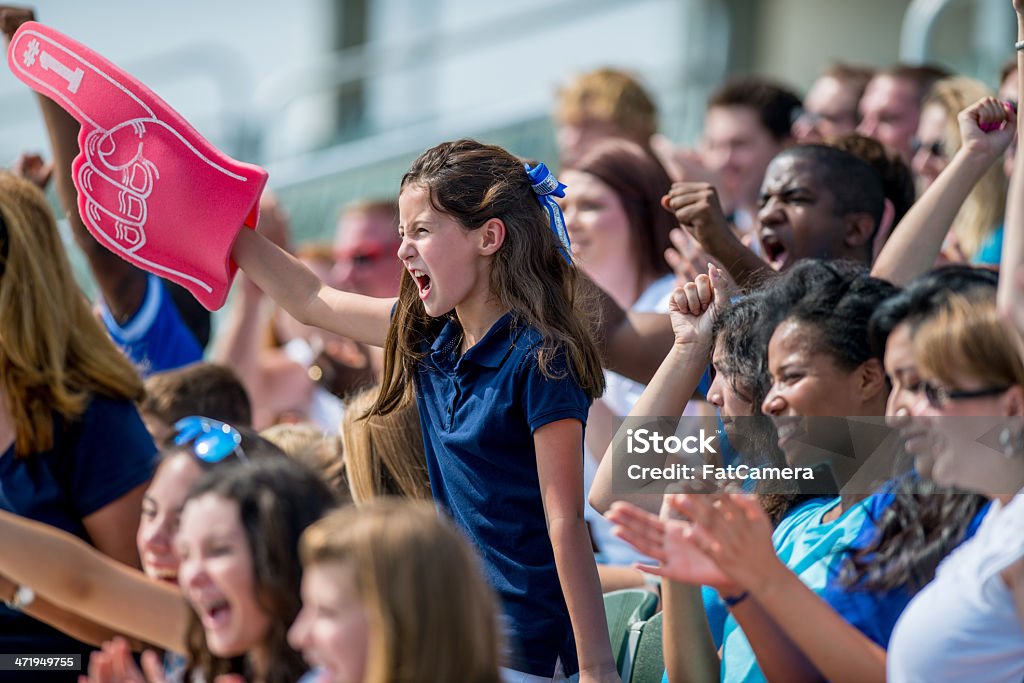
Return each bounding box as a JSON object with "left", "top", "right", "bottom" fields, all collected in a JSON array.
[
  {"left": 0, "top": 173, "right": 143, "bottom": 456},
  {"left": 343, "top": 386, "right": 431, "bottom": 502},
  {"left": 370, "top": 140, "right": 605, "bottom": 416}
]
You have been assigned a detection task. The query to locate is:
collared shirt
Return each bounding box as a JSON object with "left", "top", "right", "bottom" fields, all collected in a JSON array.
[{"left": 415, "top": 312, "right": 590, "bottom": 677}]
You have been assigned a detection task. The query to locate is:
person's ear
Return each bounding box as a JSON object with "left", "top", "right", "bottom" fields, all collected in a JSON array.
[
  {"left": 843, "top": 212, "right": 876, "bottom": 249},
  {"left": 1001, "top": 385, "right": 1024, "bottom": 417},
  {"left": 858, "top": 358, "right": 888, "bottom": 402},
  {"left": 478, "top": 217, "right": 506, "bottom": 256}
]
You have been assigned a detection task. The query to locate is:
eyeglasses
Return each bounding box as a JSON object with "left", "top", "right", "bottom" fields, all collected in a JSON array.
[
  {"left": 919, "top": 382, "right": 1010, "bottom": 409},
  {"left": 910, "top": 137, "right": 947, "bottom": 160},
  {"left": 174, "top": 416, "right": 249, "bottom": 464}
]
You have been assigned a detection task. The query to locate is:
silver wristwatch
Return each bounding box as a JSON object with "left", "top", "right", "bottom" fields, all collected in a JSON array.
[{"left": 3, "top": 585, "right": 35, "bottom": 612}]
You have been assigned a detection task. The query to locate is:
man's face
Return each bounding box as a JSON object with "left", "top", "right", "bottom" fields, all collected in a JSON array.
[
  {"left": 756, "top": 154, "right": 852, "bottom": 270},
  {"left": 857, "top": 75, "right": 921, "bottom": 162},
  {"left": 700, "top": 105, "right": 785, "bottom": 214},
  {"left": 793, "top": 76, "right": 861, "bottom": 142},
  {"left": 329, "top": 209, "right": 403, "bottom": 298}
]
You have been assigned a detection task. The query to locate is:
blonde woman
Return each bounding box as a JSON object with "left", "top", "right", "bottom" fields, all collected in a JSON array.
[
  {"left": 912, "top": 76, "right": 1009, "bottom": 263},
  {"left": 0, "top": 172, "right": 156, "bottom": 678},
  {"left": 289, "top": 499, "right": 502, "bottom": 683}
]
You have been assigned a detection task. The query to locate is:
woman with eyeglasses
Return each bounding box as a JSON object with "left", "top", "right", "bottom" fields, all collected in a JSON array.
[
  {"left": 885, "top": 295, "right": 1024, "bottom": 682},
  {"left": 0, "top": 172, "right": 157, "bottom": 681},
  {"left": 0, "top": 426, "right": 336, "bottom": 683}
]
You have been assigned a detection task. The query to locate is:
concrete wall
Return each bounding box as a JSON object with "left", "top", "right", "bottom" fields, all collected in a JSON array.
[{"left": 728, "top": 0, "right": 912, "bottom": 91}]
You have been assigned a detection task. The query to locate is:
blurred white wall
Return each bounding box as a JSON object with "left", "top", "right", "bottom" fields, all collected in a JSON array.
[{"left": 0, "top": 0, "right": 333, "bottom": 163}]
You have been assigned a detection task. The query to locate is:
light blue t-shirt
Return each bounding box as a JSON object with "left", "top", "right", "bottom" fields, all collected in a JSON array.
[
  {"left": 719, "top": 496, "right": 869, "bottom": 683},
  {"left": 972, "top": 225, "right": 1003, "bottom": 266}
]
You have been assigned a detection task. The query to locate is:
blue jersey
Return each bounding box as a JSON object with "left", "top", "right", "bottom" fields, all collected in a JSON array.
[
  {"left": 415, "top": 313, "right": 591, "bottom": 677},
  {"left": 820, "top": 483, "right": 991, "bottom": 648},
  {"left": 101, "top": 274, "right": 203, "bottom": 376}
]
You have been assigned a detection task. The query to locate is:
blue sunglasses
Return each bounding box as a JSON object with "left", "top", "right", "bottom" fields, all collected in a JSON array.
[{"left": 173, "top": 416, "right": 249, "bottom": 464}]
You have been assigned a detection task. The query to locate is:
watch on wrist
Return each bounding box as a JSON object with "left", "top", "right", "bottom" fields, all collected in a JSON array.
[{"left": 4, "top": 585, "right": 35, "bottom": 612}]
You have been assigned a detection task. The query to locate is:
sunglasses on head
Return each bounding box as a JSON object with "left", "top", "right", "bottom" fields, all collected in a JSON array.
[{"left": 174, "top": 416, "right": 249, "bottom": 464}]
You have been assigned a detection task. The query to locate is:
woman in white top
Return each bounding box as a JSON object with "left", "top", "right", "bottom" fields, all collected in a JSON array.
[
  {"left": 559, "top": 139, "right": 681, "bottom": 580},
  {"left": 888, "top": 294, "right": 1024, "bottom": 683}
]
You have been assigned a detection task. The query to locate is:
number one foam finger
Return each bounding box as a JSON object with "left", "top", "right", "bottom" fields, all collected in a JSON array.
[{"left": 7, "top": 21, "right": 268, "bottom": 310}]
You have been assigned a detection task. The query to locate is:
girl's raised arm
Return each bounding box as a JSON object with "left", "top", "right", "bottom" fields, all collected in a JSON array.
[
  {"left": 232, "top": 228, "right": 395, "bottom": 347},
  {"left": 0, "top": 509, "right": 187, "bottom": 654},
  {"left": 535, "top": 419, "right": 620, "bottom": 683},
  {"left": 1000, "top": 2, "right": 1024, "bottom": 330},
  {"left": 874, "top": 97, "right": 1015, "bottom": 286}
]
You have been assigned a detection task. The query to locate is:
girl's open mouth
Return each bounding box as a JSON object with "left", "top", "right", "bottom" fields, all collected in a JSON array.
[
  {"left": 198, "top": 598, "right": 232, "bottom": 631},
  {"left": 411, "top": 269, "right": 432, "bottom": 300}
]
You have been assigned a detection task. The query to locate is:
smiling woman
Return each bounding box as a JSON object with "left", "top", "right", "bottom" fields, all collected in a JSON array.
[
  {"left": 907, "top": 295, "right": 1024, "bottom": 492},
  {"left": 0, "top": 453, "right": 339, "bottom": 683},
  {"left": 886, "top": 293, "right": 1024, "bottom": 683}
]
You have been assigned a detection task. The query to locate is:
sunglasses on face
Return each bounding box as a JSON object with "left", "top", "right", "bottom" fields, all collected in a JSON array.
[
  {"left": 333, "top": 242, "right": 400, "bottom": 267},
  {"left": 173, "top": 416, "right": 249, "bottom": 464},
  {"left": 919, "top": 382, "right": 1009, "bottom": 409},
  {"left": 910, "top": 137, "right": 947, "bottom": 160}
]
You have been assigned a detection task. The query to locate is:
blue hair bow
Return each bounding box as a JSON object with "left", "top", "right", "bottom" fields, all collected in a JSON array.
[{"left": 525, "top": 163, "right": 571, "bottom": 264}]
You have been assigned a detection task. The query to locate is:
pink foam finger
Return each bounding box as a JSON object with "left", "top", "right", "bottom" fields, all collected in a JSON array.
[
  {"left": 6, "top": 22, "right": 268, "bottom": 310},
  {"left": 8, "top": 25, "right": 152, "bottom": 132},
  {"left": 77, "top": 156, "right": 150, "bottom": 232}
]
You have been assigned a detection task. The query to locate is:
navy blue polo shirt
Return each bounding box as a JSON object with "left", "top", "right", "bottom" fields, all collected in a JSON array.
[{"left": 415, "top": 312, "right": 591, "bottom": 677}]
